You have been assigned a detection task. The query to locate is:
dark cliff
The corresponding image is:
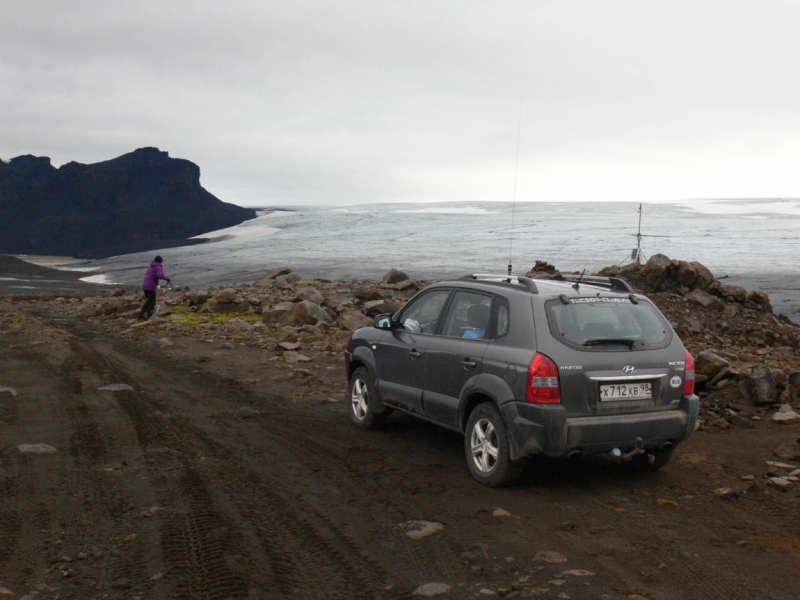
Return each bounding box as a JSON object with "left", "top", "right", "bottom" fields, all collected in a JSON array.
[{"left": 0, "top": 147, "right": 257, "bottom": 258}]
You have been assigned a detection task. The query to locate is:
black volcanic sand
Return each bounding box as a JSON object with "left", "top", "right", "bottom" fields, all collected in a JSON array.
[{"left": 0, "top": 255, "right": 111, "bottom": 294}]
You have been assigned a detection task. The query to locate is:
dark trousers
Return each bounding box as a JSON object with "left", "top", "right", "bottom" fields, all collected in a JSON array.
[{"left": 140, "top": 289, "right": 157, "bottom": 317}]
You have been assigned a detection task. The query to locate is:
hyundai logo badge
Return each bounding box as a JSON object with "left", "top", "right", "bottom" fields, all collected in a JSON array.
[{"left": 623, "top": 365, "right": 636, "bottom": 374}]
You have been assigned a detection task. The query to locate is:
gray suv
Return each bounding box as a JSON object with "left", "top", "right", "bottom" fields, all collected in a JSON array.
[{"left": 345, "top": 274, "right": 699, "bottom": 486}]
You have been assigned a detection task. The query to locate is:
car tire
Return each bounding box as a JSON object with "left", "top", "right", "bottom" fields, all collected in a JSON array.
[
  {"left": 348, "top": 366, "right": 388, "bottom": 430},
  {"left": 465, "top": 403, "right": 522, "bottom": 487},
  {"left": 629, "top": 446, "right": 674, "bottom": 472}
]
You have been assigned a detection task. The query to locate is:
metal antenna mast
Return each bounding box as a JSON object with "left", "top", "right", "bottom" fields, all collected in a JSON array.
[
  {"left": 508, "top": 99, "right": 522, "bottom": 277},
  {"left": 624, "top": 203, "right": 669, "bottom": 264}
]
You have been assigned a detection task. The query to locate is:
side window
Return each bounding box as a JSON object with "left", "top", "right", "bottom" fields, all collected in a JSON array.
[
  {"left": 398, "top": 289, "right": 450, "bottom": 334},
  {"left": 493, "top": 298, "right": 510, "bottom": 338},
  {"left": 441, "top": 291, "right": 492, "bottom": 339}
]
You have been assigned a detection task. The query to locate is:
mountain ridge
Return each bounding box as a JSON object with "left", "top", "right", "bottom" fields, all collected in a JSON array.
[{"left": 0, "top": 147, "right": 256, "bottom": 258}]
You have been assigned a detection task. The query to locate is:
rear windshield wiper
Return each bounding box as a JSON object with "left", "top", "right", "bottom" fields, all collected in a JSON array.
[{"left": 583, "top": 338, "right": 636, "bottom": 349}]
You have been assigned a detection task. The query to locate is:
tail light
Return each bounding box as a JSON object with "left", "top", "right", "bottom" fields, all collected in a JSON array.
[
  {"left": 683, "top": 350, "right": 695, "bottom": 395},
  {"left": 527, "top": 352, "right": 561, "bottom": 404}
]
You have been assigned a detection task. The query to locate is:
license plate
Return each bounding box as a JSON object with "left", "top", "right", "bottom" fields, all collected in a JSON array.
[{"left": 599, "top": 381, "right": 652, "bottom": 401}]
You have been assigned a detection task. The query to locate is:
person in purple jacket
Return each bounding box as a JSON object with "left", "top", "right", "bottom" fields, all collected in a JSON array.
[{"left": 138, "top": 255, "right": 170, "bottom": 319}]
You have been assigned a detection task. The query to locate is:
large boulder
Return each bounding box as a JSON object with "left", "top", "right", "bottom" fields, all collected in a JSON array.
[
  {"left": 642, "top": 254, "right": 672, "bottom": 291},
  {"left": 278, "top": 301, "right": 331, "bottom": 327},
  {"left": 253, "top": 266, "right": 292, "bottom": 287},
  {"left": 338, "top": 310, "right": 374, "bottom": 331},
  {"left": 215, "top": 288, "right": 238, "bottom": 304},
  {"left": 711, "top": 282, "right": 748, "bottom": 303},
  {"left": 262, "top": 301, "right": 295, "bottom": 324},
  {"left": 695, "top": 351, "right": 730, "bottom": 380},
  {"left": 686, "top": 289, "right": 725, "bottom": 312},
  {"left": 382, "top": 268, "right": 409, "bottom": 285},
  {"left": 353, "top": 287, "right": 383, "bottom": 302},
  {"left": 293, "top": 287, "right": 324, "bottom": 305},
  {"left": 740, "top": 368, "right": 779, "bottom": 406}
]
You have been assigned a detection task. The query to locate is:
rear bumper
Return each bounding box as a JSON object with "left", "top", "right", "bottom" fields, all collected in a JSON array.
[{"left": 502, "top": 394, "right": 699, "bottom": 460}]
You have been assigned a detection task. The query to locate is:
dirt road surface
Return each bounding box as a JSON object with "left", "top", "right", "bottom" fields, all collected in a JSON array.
[{"left": 2, "top": 299, "right": 800, "bottom": 600}]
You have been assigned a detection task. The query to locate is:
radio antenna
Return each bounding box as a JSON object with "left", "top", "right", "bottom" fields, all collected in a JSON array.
[{"left": 508, "top": 98, "right": 522, "bottom": 277}]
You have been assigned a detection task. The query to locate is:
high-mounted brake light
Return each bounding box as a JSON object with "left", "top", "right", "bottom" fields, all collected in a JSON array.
[
  {"left": 683, "top": 351, "right": 695, "bottom": 395},
  {"left": 527, "top": 353, "right": 561, "bottom": 404}
]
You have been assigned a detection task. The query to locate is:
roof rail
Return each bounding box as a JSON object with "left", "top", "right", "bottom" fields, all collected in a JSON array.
[
  {"left": 461, "top": 274, "right": 539, "bottom": 293},
  {"left": 548, "top": 273, "right": 634, "bottom": 294}
]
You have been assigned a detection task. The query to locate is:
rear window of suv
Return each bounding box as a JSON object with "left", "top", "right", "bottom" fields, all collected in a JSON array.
[{"left": 546, "top": 297, "right": 671, "bottom": 350}]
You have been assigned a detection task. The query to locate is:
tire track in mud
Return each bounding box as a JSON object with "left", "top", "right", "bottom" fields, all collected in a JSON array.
[
  {"left": 65, "top": 339, "right": 388, "bottom": 599},
  {"left": 55, "top": 343, "right": 158, "bottom": 596},
  {"left": 111, "top": 377, "right": 401, "bottom": 598},
  {"left": 69, "top": 333, "right": 466, "bottom": 597}
]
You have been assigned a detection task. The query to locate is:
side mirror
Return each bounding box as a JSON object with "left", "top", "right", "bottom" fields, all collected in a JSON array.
[{"left": 373, "top": 314, "right": 393, "bottom": 330}]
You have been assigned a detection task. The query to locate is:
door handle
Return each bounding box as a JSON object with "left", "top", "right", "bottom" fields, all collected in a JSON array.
[
  {"left": 408, "top": 350, "right": 421, "bottom": 359},
  {"left": 461, "top": 358, "right": 477, "bottom": 368}
]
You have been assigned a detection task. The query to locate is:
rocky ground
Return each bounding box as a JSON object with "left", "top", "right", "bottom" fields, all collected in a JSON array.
[{"left": 1, "top": 256, "right": 799, "bottom": 599}]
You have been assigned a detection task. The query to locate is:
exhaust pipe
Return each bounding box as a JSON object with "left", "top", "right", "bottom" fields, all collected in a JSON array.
[{"left": 566, "top": 449, "right": 582, "bottom": 460}]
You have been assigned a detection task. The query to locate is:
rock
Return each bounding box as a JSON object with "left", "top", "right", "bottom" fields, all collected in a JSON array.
[
  {"left": 767, "top": 477, "right": 792, "bottom": 490},
  {"left": 353, "top": 287, "right": 383, "bottom": 302},
  {"left": 413, "top": 583, "right": 453, "bottom": 597},
  {"left": 18, "top": 444, "right": 57, "bottom": 454},
  {"left": 283, "top": 352, "right": 311, "bottom": 363},
  {"left": 215, "top": 288, "right": 238, "bottom": 304},
  {"left": 257, "top": 266, "right": 292, "bottom": 283},
  {"left": 262, "top": 301, "right": 296, "bottom": 324},
  {"left": 713, "top": 488, "right": 741, "bottom": 500},
  {"left": 533, "top": 551, "right": 568, "bottom": 564},
  {"left": 272, "top": 275, "right": 296, "bottom": 289},
  {"left": 773, "top": 443, "right": 800, "bottom": 461},
  {"left": 337, "top": 310, "right": 373, "bottom": 331},
  {"left": 742, "top": 368, "right": 779, "bottom": 406},
  {"left": 0, "top": 385, "right": 18, "bottom": 397},
  {"left": 728, "top": 414, "right": 755, "bottom": 429},
  {"left": 293, "top": 287, "right": 324, "bottom": 305},
  {"left": 363, "top": 299, "right": 402, "bottom": 317},
  {"left": 788, "top": 371, "right": 800, "bottom": 391},
  {"left": 642, "top": 254, "right": 672, "bottom": 291},
  {"left": 695, "top": 351, "right": 730, "bottom": 379},
  {"left": 186, "top": 289, "right": 210, "bottom": 305},
  {"left": 686, "top": 289, "right": 725, "bottom": 311},
  {"left": 772, "top": 404, "right": 800, "bottom": 424},
  {"left": 385, "top": 278, "right": 417, "bottom": 292},
  {"left": 278, "top": 301, "right": 331, "bottom": 327},
  {"left": 277, "top": 341, "right": 301, "bottom": 351},
  {"left": 711, "top": 282, "right": 748, "bottom": 303},
  {"left": 382, "top": 268, "right": 410, "bottom": 285},
  {"left": 399, "top": 520, "right": 444, "bottom": 540},
  {"left": 747, "top": 289, "right": 771, "bottom": 305}
]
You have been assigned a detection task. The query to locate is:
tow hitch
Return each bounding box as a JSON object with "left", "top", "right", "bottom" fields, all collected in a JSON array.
[{"left": 608, "top": 437, "right": 645, "bottom": 462}]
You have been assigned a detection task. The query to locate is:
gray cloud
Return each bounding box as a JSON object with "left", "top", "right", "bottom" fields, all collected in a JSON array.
[{"left": 2, "top": 1, "right": 799, "bottom": 206}]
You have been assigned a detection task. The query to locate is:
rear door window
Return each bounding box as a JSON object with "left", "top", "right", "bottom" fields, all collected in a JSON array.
[
  {"left": 546, "top": 297, "right": 670, "bottom": 350},
  {"left": 441, "top": 291, "right": 492, "bottom": 339}
]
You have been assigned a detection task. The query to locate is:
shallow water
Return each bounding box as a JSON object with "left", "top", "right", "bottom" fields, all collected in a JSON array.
[{"left": 75, "top": 200, "right": 800, "bottom": 321}]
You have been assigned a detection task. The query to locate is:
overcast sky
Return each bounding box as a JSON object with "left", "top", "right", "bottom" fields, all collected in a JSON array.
[{"left": 2, "top": 1, "right": 799, "bottom": 207}]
